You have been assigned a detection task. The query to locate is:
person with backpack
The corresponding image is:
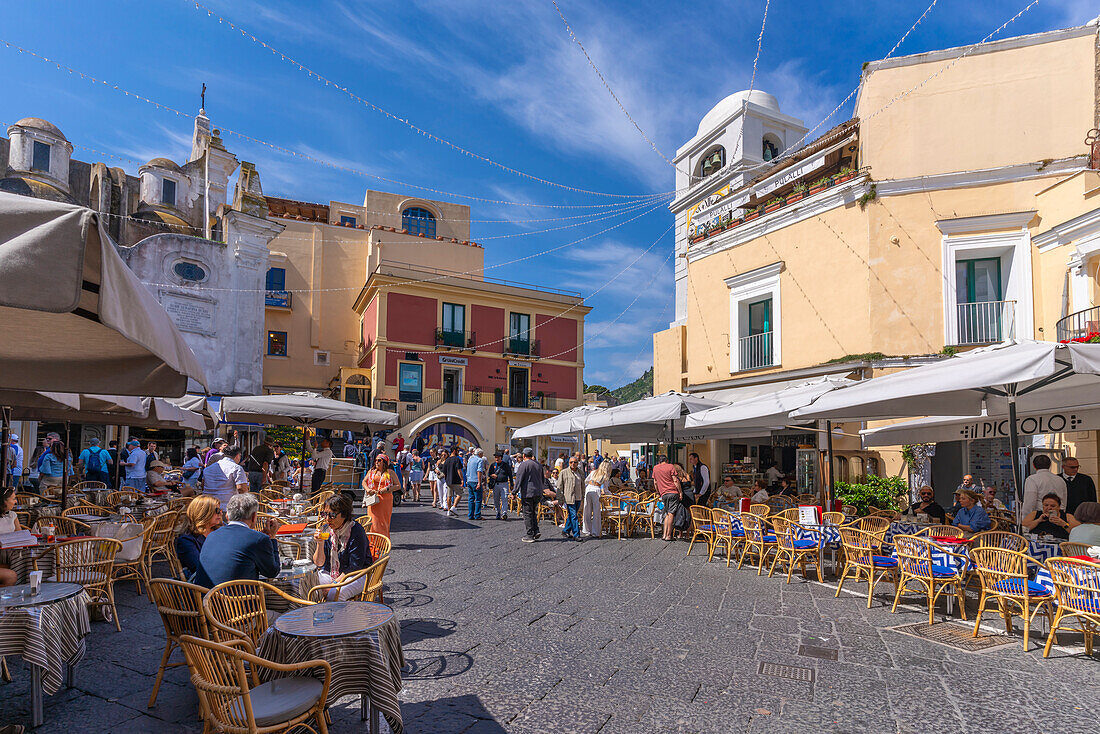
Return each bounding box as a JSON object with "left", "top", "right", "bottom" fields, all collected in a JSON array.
[{"left": 77, "top": 438, "right": 111, "bottom": 485}]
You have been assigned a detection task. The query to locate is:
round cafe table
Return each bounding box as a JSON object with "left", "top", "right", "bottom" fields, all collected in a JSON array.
[
  {"left": 258, "top": 601, "right": 405, "bottom": 734},
  {"left": 0, "top": 582, "right": 90, "bottom": 727}
]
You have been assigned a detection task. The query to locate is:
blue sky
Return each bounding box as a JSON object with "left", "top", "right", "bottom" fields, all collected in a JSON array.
[{"left": 1, "top": 0, "right": 1095, "bottom": 387}]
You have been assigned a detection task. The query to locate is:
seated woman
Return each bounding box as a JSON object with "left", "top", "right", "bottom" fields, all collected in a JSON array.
[
  {"left": 311, "top": 494, "right": 372, "bottom": 600},
  {"left": 608, "top": 467, "right": 629, "bottom": 495},
  {"left": 175, "top": 495, "right": 223, "bottom": 583},
  {"left": 0, "top": 487, "right": 25, "bottom": 587},
  {"left": 952, "top": 489, "right": 991, "bottom": 532},
  {"left": 750, "top": 479, "right": 770, "bottom": 504},
  {"left": 1022, "top": 492, "right": 1075, "bottom": 541},
  {"left": 777, "top": 478, "right": 798, "bottom": 497},
  {"left": 1068, "top": 501, "right": 1100, "bottom": 545},
  {"left": 902, "top": 485, "right": 947, "bottom": 524}
]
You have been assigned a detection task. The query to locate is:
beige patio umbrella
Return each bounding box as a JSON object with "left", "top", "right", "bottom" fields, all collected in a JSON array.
[{"left": 0, "top": 191, "right": 207, "bottom": 396}]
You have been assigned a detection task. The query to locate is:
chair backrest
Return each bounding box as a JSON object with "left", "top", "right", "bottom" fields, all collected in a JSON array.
[
  {"left": 177, "top": 635, "right": 261, "bottom": 732},
  {"left": 688, "top": 505, "right": 711, "bottom": 527},
  {"left": 777, "top": 508, "right": 801, "bottom": 521},
  {"left": 105, "top": 490, "right": 143, "bottom": 509},
  {"left": 366, "top": 532, "right": 391, "bottom": 560},
  {"left": 354, "top": 514, "right": 374, "bottom": 532},
  {"left": 1045, "top": 557, "right": 1100, "bottom": 615},
  {"left": 148, "top": 578, "right": 212, "bottom": 641},
  {"left": 822, "top": 511, "right": 847, "bottom": 527},
  {"left": 710, "top": 508, "right": 734, "bottom": 539},
  {"left": 838, "top": 526, "right": 880, "bottom": 560},
  {"left": 72, "top": 481, "right": 108, "bottom": 492},
  {"left": 969, "top": 547, "right": 1030, "bottom": 591},
  {"left": 315, "top": 489, "right": 335, "bottom": 505},
  {"left": 63, "top": 502, "right": 112, "bottom": 518},
  {"left": 841, "top": 504, "right": 858, "bottom": 516},
  {"left": 768, "top": 516, "right": 798, "bottom": 550},
  {"left": 894, "top": 535, "right": 956, "bottom": 580},
  {"left": 855, "top": 516, "right": 891, "bottom": 537},
  {"left": 868, "top": 508, "right": 899, "bottom": 520},
  {"left": 917, "top": 525, "right": 965, "bottom": 538},
  {"left": 797, "top": 494, "right": 817, "bottom": 504},
  {"left": 741, "top": 512, "right": 771, "bottom": 542},
  {"left": 203, "top": 580, "right": 274, "bottom": 647},
  {"left": 970, "top": 531, "right": 1028, "bottom": 552},
  {"left": 748, "top": 503, "right": 771, "bottom": 517},
  {"left": 50, "top": 537, "right": 122, "bottom": 587},
  {"left": 144, "top": 510, "right": 179, "bottom": 553},
  {"left": 167, "top": 496, "right": 194, "bottom": 512},
  {"left": 1061, "top": 541, "right": 1092, "bottom": 557},
  {"left": 363, "top": 555, "right": 389, "bottom": 602},
  {"left": 34, "top": 514, "right": 92, "bottom": 536}
]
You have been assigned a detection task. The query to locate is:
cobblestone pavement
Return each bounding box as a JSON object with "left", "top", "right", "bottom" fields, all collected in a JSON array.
[{"left": 3, "top": 500, "right": 1098, "bottom": 732}]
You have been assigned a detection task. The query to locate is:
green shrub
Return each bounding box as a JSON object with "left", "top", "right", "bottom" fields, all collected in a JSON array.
[{"left": 835, "top": 474, "right": 907, "bottom": 515}]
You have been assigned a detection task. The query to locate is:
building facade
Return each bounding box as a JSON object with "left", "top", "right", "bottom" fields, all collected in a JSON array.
[
  {"left": 652, "top": 19, "right": 1100, "bottom": 500},
  {"left": 261, "top": 190, "right": 590, "bottom": 452}
]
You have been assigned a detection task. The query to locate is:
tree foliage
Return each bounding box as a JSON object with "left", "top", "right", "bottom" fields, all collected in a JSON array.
[{"left": 835, "top": 474, "right": 907, "bottom": 515}]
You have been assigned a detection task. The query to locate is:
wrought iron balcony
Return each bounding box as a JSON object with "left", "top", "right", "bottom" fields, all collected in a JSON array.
[
  {"left": 504, "top": 338, "right": 540, "bottom": 357},
  {"left": 435, "top": 328, "right": 476, "bottom": 349},
  {"left": 953, "top": 300, "right": 1015, "bottom": 345},
  {"left": 738, "top": 331, "right": 774, "bottom": 371},
  {"left": 1056, "top": 305, "right": 1100, "bottom": 342}
]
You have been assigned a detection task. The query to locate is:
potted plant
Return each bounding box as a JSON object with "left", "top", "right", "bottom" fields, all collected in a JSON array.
[
  {"left": 763, "top": 197, "right": 784, "bottom": 214},
  {"left": 808, "top": 176, "right": 829, "bottom": 195},
  {"left": 690, "top": 231, "right": 705, "bottom": 244},
  {"left": 787, "top": 183, "right": 807, "bottom": 204},
  {"left": 834, "top": 166, "right": 856, "bottom": 184},
  {"left": 730, "top": 216, "right": 744, "bottom": 229},
  {"left": 744, "top": 205, "right": 762, "bottom": 221}
]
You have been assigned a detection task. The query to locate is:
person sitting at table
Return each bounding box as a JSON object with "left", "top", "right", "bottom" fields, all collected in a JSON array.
[
  {"left": 194, "top": 493, "right": 280, "bottom": 589},
  {"left": 0, "top": 487, "right": 24, "bottom": 587},
  {"left": 980, "top": 485, "right": 1007, "bottom": 511},
  {"left": 1068, "top": 501, "right": 1100, "bottom": 545},
  {"left": 1022, "top": 493, "right": 1076, "bottom": 540},
  {"left": 310, "top": 494, "right": 372, "bottom": 600},
  {"left": 778, "top": 477, "right": 797, "bottom": 497},
  {"left": 175, "top": 495, "right": 223, "bottom": 583},
  {"left": 902, "top": 486, "right": 947, "bottom": 524},
  {"left": 608, "top": 467, "right": 630, "bottom": 495},
  {"left": 750, "top": 479, "right": 770, "bottom": 504},
  {"left": 952, "top": 489, "right": 991, "bottom": 532},
  {"left": 145, "top": 461, "right": 180, "bottom": 494}
]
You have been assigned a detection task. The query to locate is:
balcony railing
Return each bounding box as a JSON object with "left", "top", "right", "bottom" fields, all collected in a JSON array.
[
  {"left": 504, "top": 338, "right": 540, "bottom": 357},
  {"left": 738, "top": 331, "right": 774, "bottom": 371},
  {"left": 265, "top": 290, "right": 292, "bottom": 309},
  {"left": 953, "top": 300, "right": 1015, "bottom": 345},
  {"left": 376, "top": 386, "right": 558, "bottom": 424},
  {"left": 1056, "top": 305, "right": 1100, "bottom": 342},
  {"left": 435, "top": 328, "right": 476, "bottom": 349}
]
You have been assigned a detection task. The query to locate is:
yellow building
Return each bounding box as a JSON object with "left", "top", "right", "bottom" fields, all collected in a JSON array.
[
  {"left": 262, "top": 190, "right": 589, "bottom": 451},
  {"left": 653, "top": 19, "right": 1100, "bottom": 496}
]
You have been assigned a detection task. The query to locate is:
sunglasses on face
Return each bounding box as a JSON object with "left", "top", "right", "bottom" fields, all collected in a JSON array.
[{"left": 323, "top": 511, "right": 341, "bottom": 518}]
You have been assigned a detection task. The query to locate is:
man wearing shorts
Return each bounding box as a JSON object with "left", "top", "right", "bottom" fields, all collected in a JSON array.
[{"left": 653, "top": 458, "right": 682, "bottom": 542}]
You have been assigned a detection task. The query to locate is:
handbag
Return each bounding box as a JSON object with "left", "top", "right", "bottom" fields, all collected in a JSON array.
[{"left": 363, "top": 494, "right": 380, "bottom": 507}]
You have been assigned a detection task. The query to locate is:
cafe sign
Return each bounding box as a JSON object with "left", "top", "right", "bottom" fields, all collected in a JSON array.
[{"left": 862, "top": 406, "right": 1100, "bottom": 447}]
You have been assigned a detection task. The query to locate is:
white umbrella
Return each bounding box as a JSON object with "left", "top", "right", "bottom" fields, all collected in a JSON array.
[
  {"left": 685, "top": 377, "right": 853, "bottom": 432},
  {"left": 219, "top": 391, "right": 399, "bottom": 487},
  {"left": 166, "top": 394, "right": 218, "bottom": 430},
  {"left": 793, "top": 340, "right": 1100, "bottom": 506},
  {"left": 584, "top": 391, "right": 724, "bottom": 450},
  {"left": 511, "top": 405, "right": 605, "bottom": 439},
  {"left": 861, "top": 402, "right": 1100, "bottom": 447}
]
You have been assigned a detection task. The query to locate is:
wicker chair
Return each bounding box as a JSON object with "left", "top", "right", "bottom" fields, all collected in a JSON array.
[
  {"left": 915, "top": 525, "right": 965, "bottom": 538},
  {"left": 178, "top": 634, "right": 331, "bottom": 734},
  {"left": 354, "top": 514, "right": 374, "bottom": 533},
  {"left": 854, "top": 515, "right": 891, "bottom": 539},
  {"left": 768, "top": 517, "right": 823, "bottom": 583},
  {"left": 822, "top": 511, "right": 848, "bottom": 527},
  {"left": 797, "top": 494, "right": 817, "bottom": 504},
  {"left": 33, "top": 514, "right": 92, "bottom": 537},
  {"left": 970, "top": 531, "right": 1028, "bottom": 552},
  {"left": 687, "top": 505, "right": 716, "bottom": 558},
  {"left": 147, "top": 579, "right": 213, "bottom": 708},
  {"left": 738, "top": 513, "right": 778, "bottom": 575},
  {"left": 604, "top": 497, "right": 635, "bottom": 540},
  {"left": 307, "top": 556, "right": 389, "bottom": 603},
  {"left": 1060, "top": 541, "right": 1093, "bottom": 557},
  {"left": 969, "top": 547, "right": 1055, "bottom": 652},
  {"left": 167, "top": 496, "right": 194, "bottom": 513},
  {"left": 748, "top": 503, "right": 771, "bottom": 517},
  {"left": 105, "top": 490, "right": 144, "bottom": 509},
  {"left": 709, "top": 508, "right": 744, "bottom": 566},
  {"left": 1043, "top": 557, "right": 1100, "bottom": 657},
  {"left": 143, "top": 511, "right": 180, "bottom": 585},
  {"left": 765, "top": 495, "right": 795, "bottom": 513},
  {"left": 836, "top": 527, "right": 898, "bottom": 608},
  {"left": 777, "top": 508, "right": 802, "bottom": 521},
  {"left": 113, "top": 519, "right": 157, "bottom": 596},
  {"left": 36, "top": 537, "right": 123, "bottom": 631},
  {"left": 71, "top": 481, "right": 108, "bottom": 492},
  {"left": 629, "top": 498, "right": 657, "bottom": 539},
  {"left": 62, "top": 502, "right": 112, "bottom": 518},
  {"left": 891, "top": 535, "right": 968, "bottom": 625},
  {"left": 203, "top": 580, "right": 314, "bottom": 648},
  {"left": 366, "top": 532, "right": 391, "bottom": 560}
]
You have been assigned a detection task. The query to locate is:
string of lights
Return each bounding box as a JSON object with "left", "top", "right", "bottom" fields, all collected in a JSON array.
[
  {"left": 0, "top": 39, "right": 670, "bottom": 210},
  {"left": 549, "top": 0, "right": 689, "bottom": 177},
  {"left": 189, "top": 1, "right": 663, "bottom": 200},
  {"left": 727, "top": 0, "right": 772, "bottom": 166}
]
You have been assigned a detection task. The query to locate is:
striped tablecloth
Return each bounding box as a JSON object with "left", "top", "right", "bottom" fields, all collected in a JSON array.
[
  {"left": 258, "top": 602, "right": 405, "bottom": 733},
  {"left": 0, "top": 585, "right": 90, "bottom": 694}
]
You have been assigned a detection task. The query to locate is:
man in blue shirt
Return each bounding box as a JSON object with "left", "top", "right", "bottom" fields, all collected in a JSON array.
[
  {"left": 194, "top": 493, "right": 281, "bottom": 588},
  {"left": 121, "top": 439, "right": 148, "bottom": 492},
  {"left": 465, "top": 448, "right": 486, "bottom": 520},
  {"left": 77, "top": 438, "right": 111, "bottom": 486}
]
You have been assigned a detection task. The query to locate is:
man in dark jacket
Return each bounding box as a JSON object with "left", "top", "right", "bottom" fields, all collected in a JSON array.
[
  {"left": 194, "top": 493, "right": 280, "bottom": 589},
  {"left": 514, "top": 448, "right": 552, "bottom": 542},
  {"left": 488, "top": 450, "right": 514, "bottom": 520},
  {"left": 442, "top": 447, "right": 465, "bottom": 516},
  {"left": 1062, "top": 456, "right": 1097, "bottom": 514}
]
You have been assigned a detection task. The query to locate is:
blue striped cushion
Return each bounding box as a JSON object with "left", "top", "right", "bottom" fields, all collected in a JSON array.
[
  {"left": 792, "top": 539, "right": 817, "bottom": 550},
  {"left": 992, "top": 579, "right": 1051, "bottom": 596}
]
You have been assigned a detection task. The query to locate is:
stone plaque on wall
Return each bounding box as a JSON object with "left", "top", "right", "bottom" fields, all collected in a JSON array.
[{"left": 160, "top": 290, "right": 216, "bottom": 336}]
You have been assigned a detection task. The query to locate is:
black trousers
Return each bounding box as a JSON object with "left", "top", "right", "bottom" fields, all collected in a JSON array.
[
  {"left": 311, "top": 467, "right": 326, "bottom": 495},
  {"left": 521, "top": 496, "right": 540, "bottom": 538}
]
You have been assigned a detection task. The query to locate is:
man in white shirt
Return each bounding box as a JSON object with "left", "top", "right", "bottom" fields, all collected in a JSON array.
[
  {"left": 121, "top": 439, "right": 148, "bottom": 492},
  {"left": 310, "top": 437, "right": 335, "bottom": 496},
  {"left": 202, "top": 445, "right": 250, "bottom": 510},
  {"left": 4, "top": 435, "right": 23, "bottom": 488},
  {"left": 1021, "top": 454, "right": 1067, "bottom": 517},
  {"left": 764, "top": 463, "right": 783, "bottom": 487}
]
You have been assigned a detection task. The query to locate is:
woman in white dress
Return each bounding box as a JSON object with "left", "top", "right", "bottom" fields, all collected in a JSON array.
[{"left": 581, "top": 461, "right": 612, "bottom": 538}]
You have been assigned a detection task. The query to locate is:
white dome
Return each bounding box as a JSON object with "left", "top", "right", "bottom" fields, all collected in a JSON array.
[{"left": 697, "top": 90, "right": 780, "bottom": 135}]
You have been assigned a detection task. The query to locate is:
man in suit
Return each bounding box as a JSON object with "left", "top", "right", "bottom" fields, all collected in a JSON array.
[
  {"left": 514, "top": 447, "right": 553, "bottom": 542},
  {"left": 1061, "top": 456, "right": 1097, "bottom": 514},
  {"left": 194, "top": 493, "right": 281, "bottom": 589}
]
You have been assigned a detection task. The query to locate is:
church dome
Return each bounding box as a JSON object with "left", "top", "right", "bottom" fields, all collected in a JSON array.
[
  {"left": 11, "top": 117, "right": 67, "bottom": 141},
  {"left": 697, "top": 90, "right": 780, "bottom": 135},
  {"left": 144, "top": 157, "right": 183, "bottom": 173}
]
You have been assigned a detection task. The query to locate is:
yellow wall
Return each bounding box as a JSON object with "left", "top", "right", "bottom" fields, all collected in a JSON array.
[
  {"left": 857, "top": 29, "right": 1096, "bottom": 180},
  {"left": 653, "top": 324, "right": 685, "bottom": 393}
]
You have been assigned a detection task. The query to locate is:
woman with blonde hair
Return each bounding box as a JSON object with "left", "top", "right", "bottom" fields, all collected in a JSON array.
[
  {"left": 362, "top": 453, "right": 399, "bottom": 539},
  {"left": 581, "top": 459, "right": 613, "bottom": 538},
  {"left": 175, "top": 495, "right": 223, "bottom": 582}
]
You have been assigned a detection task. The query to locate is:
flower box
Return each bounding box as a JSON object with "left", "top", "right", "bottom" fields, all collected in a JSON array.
[
  {"left": 808, "top": 184, "right": 827, "bottom": 195},
  {"left": 764, "top": 202, "right": 783, "bottom": 214},
  {"left": 834, "top": 172, "right": 856, "bottom": 184},
  {"left": 786, "top": 193, "right": 804, "bottom": 204},
  {"left": 745, "top": 211, "right": 760, "bottom": 221},
  {"left": 690, "top": 235, "right": 704, "bottom": 244}
]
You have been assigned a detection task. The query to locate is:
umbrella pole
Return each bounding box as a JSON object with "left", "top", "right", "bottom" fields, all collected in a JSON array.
[
  {"left": 668, "top": 420, "right": 675, "bottom": 463},
  {"left": 826, "top": 420, "right": 835, "bottom": 509},
  {"left": 299, "top": 425, "right": 308, "bottom": 494},
  {"left": 60, "top": 420, "right": 71, "bottom": 511},
  {"left": 1007, "top": 395, "right": 1024, "bottom": 531},
  {"left": 0, "top": 407, "right": 10, "bottom": 490}
]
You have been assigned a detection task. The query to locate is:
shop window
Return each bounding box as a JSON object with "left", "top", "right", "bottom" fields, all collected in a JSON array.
[{"left": 267, "top": 330, "right": 287, "bottom": 357}]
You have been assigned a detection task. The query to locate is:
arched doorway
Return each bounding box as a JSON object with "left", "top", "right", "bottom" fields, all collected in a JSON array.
[{"left": 412, "top": 421, "right": 481, "bottom": 453}]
